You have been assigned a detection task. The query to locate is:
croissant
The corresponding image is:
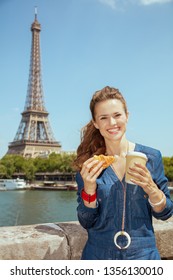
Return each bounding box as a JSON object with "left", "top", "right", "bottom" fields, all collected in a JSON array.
[{"left": 93, "top": 154, "right": 115, "bottom": 169}]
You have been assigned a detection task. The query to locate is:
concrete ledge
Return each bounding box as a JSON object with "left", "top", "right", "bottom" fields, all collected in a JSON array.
[
  {"left": 154, "top": 217, "right": 173, "bottom": 260},
  {"left": 0, "top": 217, "right": 172, "bottom": 260},
  {"left": 0, "top": 222, "right": 87, "bottom": 260}
]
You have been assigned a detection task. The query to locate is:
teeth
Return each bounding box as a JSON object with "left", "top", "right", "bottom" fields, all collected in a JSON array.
[
  {"left": 108, "top": 128, "right": 119, "bottom": 132},
  {"left": 107, "top": 127, "right": 119, "bottom": 134}
]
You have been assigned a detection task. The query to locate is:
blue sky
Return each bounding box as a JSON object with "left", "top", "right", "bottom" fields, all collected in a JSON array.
[{"left": 0, "top": 0, "right": 173, "bottom": 158}]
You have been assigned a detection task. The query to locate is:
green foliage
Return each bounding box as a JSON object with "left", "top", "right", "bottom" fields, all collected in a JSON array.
[
  {"left": 0, "top": 164, "right": 7, "bottom": 178},
  {"left": 163, "top": 157, "right": 173, "bottom": 182},
  {"left": 53, "top": 153, "right": 76, "bottom": 172},
  {"left": 24, "top": 158, "right": 37, "bottom": 181},
  {"left": 1, "top": 153, "right": 172, "bottom": 182},
  {"left": 0, "top": 152, "right": 77, "bottom": 180},
  {"left": 0, "top": 155, "right": 16, "bottom": 178}
]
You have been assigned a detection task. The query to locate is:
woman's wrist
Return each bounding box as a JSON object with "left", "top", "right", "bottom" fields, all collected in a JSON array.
[
  {"left": 83, "top": 188, "right": 96, "bottom": 195},
  {"left": 148, "top": 188, "right": 163, "bottom": 202},
  {"left": 148, "top": 192, "right": 165, "bottom": 207},
  {"left": 83, "top": 183, "right": 97, "bottom": 195},
  {"left": 81, "top": 189, "right": 97, "bottom": 208},
  {"left": 148, "top": 189, "right": 166, "bottom": 212},
  {"left": 81, "top": 188, "right": 97, "bottom": 203}
]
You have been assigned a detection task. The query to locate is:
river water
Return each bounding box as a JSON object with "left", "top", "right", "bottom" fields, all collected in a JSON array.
[
  {"left": 0, "top": 190, "right": 77, "bottom": 227},
  {"left": 0, "top": 189, "right": 173, "bottom": 227}
]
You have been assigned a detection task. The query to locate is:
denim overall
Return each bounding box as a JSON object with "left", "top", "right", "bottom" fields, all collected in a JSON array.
[{"left": 76, "top": 143, "right": 173, "bottom": 260}]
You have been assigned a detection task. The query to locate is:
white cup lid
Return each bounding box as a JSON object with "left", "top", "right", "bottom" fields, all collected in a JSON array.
[{"left": 126, "top": 151, "right": 148, "bottom": 160}]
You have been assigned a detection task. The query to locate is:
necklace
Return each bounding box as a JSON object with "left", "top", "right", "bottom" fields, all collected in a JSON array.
[
  {"left": 113, "top": 176, "right": 131, "bottom": 249},
  {"left": 110, "top": 142, "right": 131, "bottom": 250}
]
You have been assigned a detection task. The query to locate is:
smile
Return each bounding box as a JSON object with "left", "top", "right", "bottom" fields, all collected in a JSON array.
[{"left": 107, "top": 127, "right": 120, "bottom": 134}]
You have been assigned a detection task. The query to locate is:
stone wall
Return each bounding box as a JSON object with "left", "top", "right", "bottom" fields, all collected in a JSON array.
[{"left": 0, "top": 217, "right": 173, "bottom": 260}]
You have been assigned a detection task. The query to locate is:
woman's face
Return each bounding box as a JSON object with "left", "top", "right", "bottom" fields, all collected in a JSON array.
[{"left": 93, "top": 99, "right": 129, "bottom": 142}]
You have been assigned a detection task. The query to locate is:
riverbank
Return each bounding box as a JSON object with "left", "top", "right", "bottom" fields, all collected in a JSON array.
[
  {"left": 0, "top": 180, "right": 77, "bottom": 191},
  {"left": 30, "top": 181, "right": 77, "bottom": 191}
]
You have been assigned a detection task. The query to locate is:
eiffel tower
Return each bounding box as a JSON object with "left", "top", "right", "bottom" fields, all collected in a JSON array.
[{"left": 7, "top": 10, "right": 61, "bottom": 158}]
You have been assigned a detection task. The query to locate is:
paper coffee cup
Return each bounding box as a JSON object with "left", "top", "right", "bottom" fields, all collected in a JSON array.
[{"left": 125, "top": 151, "right": 148, "bottom": 185}]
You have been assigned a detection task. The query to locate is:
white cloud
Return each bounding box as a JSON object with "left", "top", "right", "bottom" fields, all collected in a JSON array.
[
  {"left": 97, "top": 0, "right": 173, "bottom": 9},
  {"left": 139, "top": 0, "right": 173, "bottom": 5},
  {"left": 98, "top": 0, "right": 117, "bottom": 9}
]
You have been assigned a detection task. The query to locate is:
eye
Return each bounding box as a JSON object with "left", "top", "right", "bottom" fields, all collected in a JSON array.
[
  {"left": 99, "top": 116, "right": 107, "bottom": 120},
  {"left": 114, "top": 113, "right": 121, "bottom": 118},
  {"left": 100, "top": 117, "right": 106, "bottom": 120}
]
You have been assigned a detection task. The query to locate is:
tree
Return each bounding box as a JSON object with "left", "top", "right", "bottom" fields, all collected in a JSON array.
[
  {"left": 23, "top": 159, "right": 37, "bottom": 181},
  {"left": 47, "top": 153, "right": 61, "bottom": 172},
  {"left": 0, "top": 155, "right": 16, "bottom": 178},
  {"left": 0, "top": 154, "right": 172, "bottom": 182},
  {"left": 33, "top": 157, "right": 49, "bottom": 172},
  {"left": 163, "top": 157, "right": 173, "bottom": 182},
  {"left": 0, "top": 164, "right": 7, "bottom": 178},
  {"left": 57, "top": 153, "right": 76, "bottom": 172}
]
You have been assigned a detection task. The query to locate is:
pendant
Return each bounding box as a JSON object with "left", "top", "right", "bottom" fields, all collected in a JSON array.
[{"left": 114, "top": 231, "right": 131, "bottom": 250}]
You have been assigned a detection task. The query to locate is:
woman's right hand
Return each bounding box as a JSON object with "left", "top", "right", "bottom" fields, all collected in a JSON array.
[{"left": 80, "top": 157, "right": 104, "bottom": 194}]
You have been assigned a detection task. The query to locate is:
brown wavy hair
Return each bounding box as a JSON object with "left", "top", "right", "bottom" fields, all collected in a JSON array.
[{"left": 74, "top": 86, "right": 128, "bottom": 170}]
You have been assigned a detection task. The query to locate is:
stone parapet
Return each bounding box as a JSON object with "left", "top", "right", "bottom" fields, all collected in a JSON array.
[{"left": 0, "top": 217, "right": 172, "bottom": 260}]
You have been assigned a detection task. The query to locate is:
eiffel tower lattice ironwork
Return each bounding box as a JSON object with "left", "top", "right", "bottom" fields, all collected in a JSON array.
[{"left": 7, "top": 11, "right": 61, "bottom": 157}]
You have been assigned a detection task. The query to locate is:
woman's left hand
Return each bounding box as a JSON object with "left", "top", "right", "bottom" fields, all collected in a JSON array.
[
  {"left": 128, "top": 162, "right": 158, "bottom": 195},
  {"left": 128, "top": 162, "right": 166, "bottom": 212}
]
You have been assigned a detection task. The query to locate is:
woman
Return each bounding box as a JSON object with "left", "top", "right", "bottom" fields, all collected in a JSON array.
[{"left": 74, "top": 86, "right": 173, "bottom": 260}]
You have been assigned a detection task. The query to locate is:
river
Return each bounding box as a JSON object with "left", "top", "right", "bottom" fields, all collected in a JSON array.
[
  {"left": 0, "top": 189, "right": 173, "bottom": 227},
  {"left": 0, "top": 190, "right": 77, "bottom": 227}
]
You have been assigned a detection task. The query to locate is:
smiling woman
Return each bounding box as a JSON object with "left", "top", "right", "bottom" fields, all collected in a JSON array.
[
  {"left": 74, "top": 86, "right": 173, "bottom": 260},
  {"left": 93, "top": 99, "right": 129, "bottom": 144}
]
